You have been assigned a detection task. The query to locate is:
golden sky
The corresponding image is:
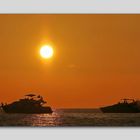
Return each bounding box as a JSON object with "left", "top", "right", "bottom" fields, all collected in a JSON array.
[{"left": 0, "top": 14, "right": 140, "bottom": 108}]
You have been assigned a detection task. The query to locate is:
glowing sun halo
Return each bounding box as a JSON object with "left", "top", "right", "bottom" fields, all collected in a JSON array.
[{"left": 40, "top": 45, "right": 54, "bottom": 59}]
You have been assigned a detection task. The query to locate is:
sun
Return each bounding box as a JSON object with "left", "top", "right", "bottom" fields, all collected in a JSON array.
[{"left": 40, "top": 45, "right": 54, "bottom": 59}]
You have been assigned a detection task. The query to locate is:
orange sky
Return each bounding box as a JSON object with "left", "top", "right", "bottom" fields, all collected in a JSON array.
[{"left": 0, "top": 14, "right": 140, "bottom": 108}]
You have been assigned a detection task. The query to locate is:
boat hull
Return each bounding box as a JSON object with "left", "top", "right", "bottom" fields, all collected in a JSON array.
[
  {"left": 100, "top": 103, "right": 140, "bottom": 113},
  {"left": 2, "top": 105, "right": 53, "bottom": 114}
]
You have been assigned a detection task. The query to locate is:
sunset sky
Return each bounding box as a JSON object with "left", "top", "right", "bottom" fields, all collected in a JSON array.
[{"left": 0, "top": 15, "right": 140, "bottom": 108}]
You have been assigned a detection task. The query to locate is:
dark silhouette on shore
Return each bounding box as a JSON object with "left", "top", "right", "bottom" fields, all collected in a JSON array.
[
  {"left": 100, "top": 99, "right": 140, "bottom": 113},
  {"left": 1, "top": 94, "right": 53, "bottom": 114}
]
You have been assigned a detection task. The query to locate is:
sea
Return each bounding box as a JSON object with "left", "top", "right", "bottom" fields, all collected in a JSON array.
[{"left": 0, "top": 108, "right": 140, "bottom": 126}]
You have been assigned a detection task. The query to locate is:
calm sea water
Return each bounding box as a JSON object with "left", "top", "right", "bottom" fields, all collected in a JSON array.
[{"left": 0, "top": 109, "right": 140, "bottom": 126}]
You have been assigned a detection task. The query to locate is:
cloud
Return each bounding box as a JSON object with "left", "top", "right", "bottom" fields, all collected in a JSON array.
[{"left": 67, "top": 64, "right": 77, "bottom": 69}]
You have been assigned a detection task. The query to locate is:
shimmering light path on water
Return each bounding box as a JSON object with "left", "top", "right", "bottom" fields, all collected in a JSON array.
[{"left": 0, "top": 109, "right": 140, "bottom": 126}]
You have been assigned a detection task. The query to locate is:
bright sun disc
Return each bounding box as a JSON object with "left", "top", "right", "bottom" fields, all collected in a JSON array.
[{"left": 40, "top": 45, "right": 53, "bottom": 59}]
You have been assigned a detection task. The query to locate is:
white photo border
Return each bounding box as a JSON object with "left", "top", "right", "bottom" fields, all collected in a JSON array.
[
  {"left": 0, "top": 0, "right": 140, "bottom": 140},
  {"left": 0, "top": 0, "right": 140, "bottom": 13}
]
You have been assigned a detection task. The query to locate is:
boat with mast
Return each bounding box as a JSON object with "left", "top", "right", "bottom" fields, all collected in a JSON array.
[
  {"left": 1, "top": 94, "right": 53, "bottom": 114},
  {"left": 100, "top": 98, "right": 140, "bottom": 113}
]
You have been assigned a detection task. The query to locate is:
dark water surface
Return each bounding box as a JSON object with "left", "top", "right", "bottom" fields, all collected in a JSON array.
[{"left": 0, "top": 109, "right": 140, "bottom": 126}]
